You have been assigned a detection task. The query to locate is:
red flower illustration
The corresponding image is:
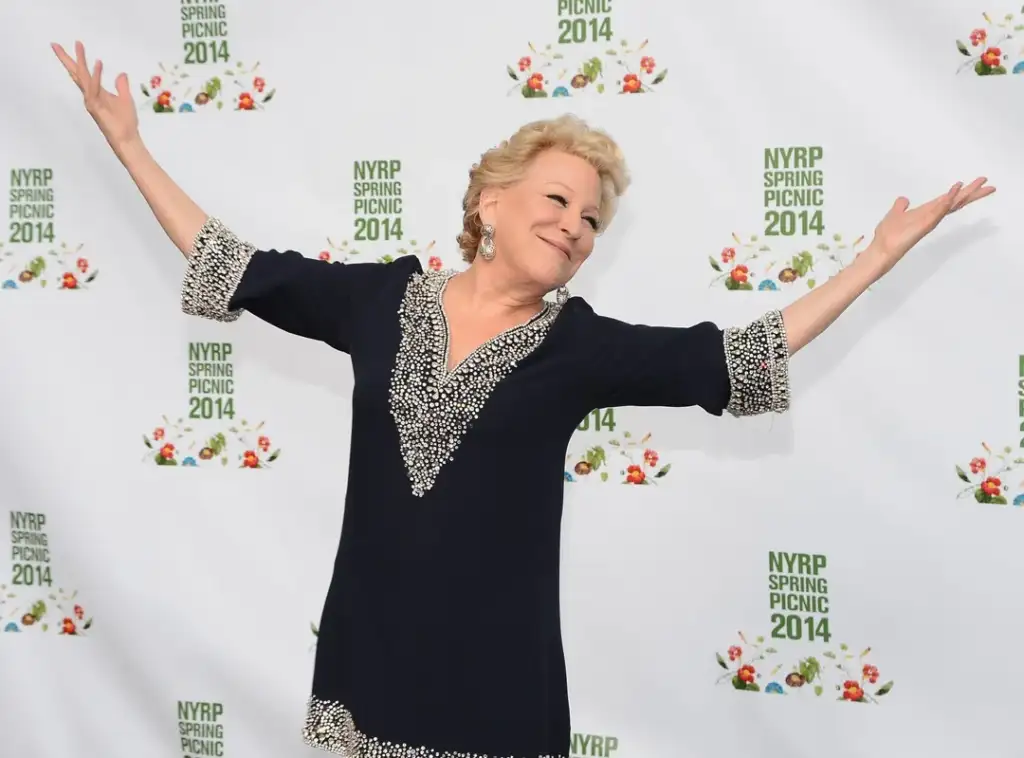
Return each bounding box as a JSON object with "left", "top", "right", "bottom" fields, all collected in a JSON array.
[
  {"left": 528, "top": 72, "right": 544, "bottom": 91},
  {"left": 738, "top": 664, "right": 756, "bottom": 683},
  {"left": 242, "top": 450, "right": 259, "bottom": 468},
  {"left": 730, "top": 264, "right": 749, "bottom": 284},
  {"left": 721, "top": 247, "right": 736, "bottom": 263},
  {"left": 643, "top": 449, "right": 659, "bottom": 467},
  {"left": 150, "top": 75, "right": 162, "bottom": 88},
  {"left": 319, "top": 251, "right": 331, "bottom": 262},
  {"left": 518, "top": 56, "right": 531, "bottom": 71},
  {"left": 622, "top": 74, "right": 640, "bottom": 93},
  {"left": 625, "top": 464, "right": 646, "bottom": 484},
  {"left": 258, "top": 435, "right": 271, "bottom": 452},
  {"left": 842, "top": 680, "right": 864, "bottom": 701},
  {"left": 640, "top": 55, "right": 656, "bottom": 74},
  {"left": 60, "top": 273, "right": 78, "bottom": 289},
  {"left": 153, "top": 427, "right": 165, "bottom": 441},
  {"left": 862, "top": 664, "right": 879, "bottom": 684},
  {"left": 76, "top": 257, "right": 89, "bottom": 273},
  {"left": 238, "top": 93, "right": 255, "bottom": 110},
  {"left": 74, "top": 604, "right": 84, "bottom": 620},
  {"left": 970, "top": 28, "right": 987, "bottom": 46},
  {"left": 727, "top": 645, "right": 742, "bottom": 661},
  {"left": 970, "top": 457, "right": 986, "bottom": 474},
  {"left": 253, "top": 76, "right": 266, "bottom": 93},
  {"left": 157, "top": 91, "right": 172, "bottom": 108},
  {"left": 60, "top": 618, "right": 77, "bottom": 636},
  {"left": 981, "top": 476, "right": 1002, "bottom": 496},
  {"left": 159, "top": 443, "right": 175, "bottom": 460},
  {"left": 981, "top": 47, "right": 1001, "bottom": 67},
  {"left": 428, "top": 256, "right": 442, "bottom": 271}
]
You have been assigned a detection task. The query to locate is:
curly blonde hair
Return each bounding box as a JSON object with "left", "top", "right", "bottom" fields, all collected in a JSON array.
[{"left": 457, "top": 114, "right": 631, "bottom": 263}]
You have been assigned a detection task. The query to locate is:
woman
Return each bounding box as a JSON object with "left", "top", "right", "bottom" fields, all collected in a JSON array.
[{"left": 52, "top": 40, "right": 992, "bottom": 758}]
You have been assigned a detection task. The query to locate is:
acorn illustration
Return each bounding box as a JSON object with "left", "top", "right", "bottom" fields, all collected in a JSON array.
[
  {"left": 21, "top": 613, "right": 36, "bottom": 626},
  {"left": 785, "top": 672, "right": 806, "bottom": 687},
  {"left": 571, "top": 74, "right": 588, "bottom": 89},
  {"left": 18, "top": 270, "right": 34, "bottom": 282},
  {"left": 778, "top": 267, "right": 798, "bottom": 283},
  {"left": 195, "top": 92, "right": 211, "bottom": 106},
  {"left": 573, "top": 461, "right": 592, "bottom": 475},
  {"left": 198, "top": 447, "right": 215, "bottom": 460}
]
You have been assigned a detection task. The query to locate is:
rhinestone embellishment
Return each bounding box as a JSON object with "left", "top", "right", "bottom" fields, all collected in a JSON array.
[
  {"left": 723, "top": 309, "right": 790, "bottom": 416},
  {"left": 302, "top": 696, "right": 566, "bottom": 757},
  {"left": 388, "top": 269, "right": 562, "bottom": 497},
  {"left": 180, "top": 217, "right": 255, "bottom": 322}
]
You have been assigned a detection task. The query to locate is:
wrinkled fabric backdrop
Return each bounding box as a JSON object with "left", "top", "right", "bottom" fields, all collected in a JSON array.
[{"left": 1, "top": 0, "right": 1021, "bottom": 756}]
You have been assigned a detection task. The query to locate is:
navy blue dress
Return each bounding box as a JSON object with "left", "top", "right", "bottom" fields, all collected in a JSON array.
[{"left": 181, "top": 217, "right": 791, "bottom": 757}]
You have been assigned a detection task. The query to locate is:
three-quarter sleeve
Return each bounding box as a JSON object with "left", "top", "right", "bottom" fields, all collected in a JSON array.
[
  {"left": 180, "top": 217, "right": 401, "bottom": 353},
  {"left": 586, "top": 308, "right": 791, "bottom": 417}
]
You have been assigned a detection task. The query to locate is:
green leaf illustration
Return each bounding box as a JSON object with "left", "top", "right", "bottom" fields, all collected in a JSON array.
[
  {"left": 991, "top": 495, "right": 1008, "bottom": 504},
  {"left": 651, "top": 69, "right": 668, "bottom": 85},
  {"left": 155, "top": 453, "right": 177, "bottom": 465},
  {"left": 262, "top": 89, "right": 276, "bottom": 103},
  {"left": 807, "top": 278, "right": 816, "bottom": 288},
  {"left": 83, "top": 618, "right": 92, "bottom": 630},
  {"left": 716, "top": 653, "right": 728, "bottom": 669},
  {"left": 310, "top": 621, "right": 319, "bottom": 636},
  {"left": 142, "top": 436, "right": 153, "bottom": 449},
  {"left": 596, "top": 83, "right": 605, "bottom": 93},
  {"left": 875, "top": 681, "right": 893, "bottom": 696},
  {"left": 267, "top": 449, "right": 280, "bottom": 463},
  {"left": 708, "top": 255, "right": 722, "bottom": 272},
  {"left": 955, "top": 465, "right": 971, "bottom": 482},
  {"left": 654, "top": 463, "right": 671, "bottom": 478},
  {"left": 506, "top": 65, "right": 519, "bottom": 81},
  {"left": 956, "top": 40, "right": 971, "bottom": 56},
  {"left": 599, "top": 472, "right": 608, "bottom": 482},
  {"left": 814, "top": 685, "right": 823, "bottom": 696}
]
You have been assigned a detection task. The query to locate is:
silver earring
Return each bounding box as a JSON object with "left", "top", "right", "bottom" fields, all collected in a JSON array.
[
  {"left": 556, "top": 286, "right": 569, "bottom": 305},
  {"left": 478, "top": 224, "right": 495, "bottom": 260}
]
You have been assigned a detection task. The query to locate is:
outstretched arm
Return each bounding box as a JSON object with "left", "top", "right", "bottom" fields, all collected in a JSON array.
[{"left": 781, "top": 178, "right": 994, "bottom": 356}]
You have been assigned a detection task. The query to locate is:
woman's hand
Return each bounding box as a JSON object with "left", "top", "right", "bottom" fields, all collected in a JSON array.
[
  {"left": 51, "top": 41, "right": 140, "bottom": 154},
  {"left": 861, "top": 177, "right": 995, "bottom": 280}
]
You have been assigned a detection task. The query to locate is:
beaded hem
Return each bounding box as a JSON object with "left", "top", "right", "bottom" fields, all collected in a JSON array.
[
  {"left": 387, "top": 269, "right": 563, "bottom": 497},
  {"left": 180, "top": 217, "right": 256, "bottom": 322},
  {"left": 302, "top": 696, "right": 566, "bottom": 758},
  {"left": 723, "top": 309, "right": 790, "bottom": 416}
]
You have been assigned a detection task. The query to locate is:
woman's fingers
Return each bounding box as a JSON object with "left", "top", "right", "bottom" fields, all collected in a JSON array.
[{"left": 89, "top": 58, "right": 103, "bottom": 102}]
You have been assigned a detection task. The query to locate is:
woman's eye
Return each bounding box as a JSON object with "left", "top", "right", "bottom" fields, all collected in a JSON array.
[{"left": 548, "top": 194, "right": 567, "bottom": 205}]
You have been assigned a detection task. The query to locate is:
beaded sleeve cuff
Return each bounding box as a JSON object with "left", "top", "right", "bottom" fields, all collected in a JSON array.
[
  {"left": 723, "top": 309, "right": 791, "bottom": 417},
  {"left": 180, "top": 217, "right": 256, "bottom": 322}
]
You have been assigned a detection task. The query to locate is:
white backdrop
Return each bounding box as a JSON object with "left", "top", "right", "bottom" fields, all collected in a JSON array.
[{"left": 1, "top": 1, "right": 1023, "bottom": 756}]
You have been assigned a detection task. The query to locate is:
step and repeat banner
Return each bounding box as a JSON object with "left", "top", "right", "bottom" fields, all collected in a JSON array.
[{"left": 1, "top": 1, "right": 1023, "bottom": 757}]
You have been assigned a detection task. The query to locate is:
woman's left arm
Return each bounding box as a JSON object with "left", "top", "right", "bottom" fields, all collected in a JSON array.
[{"left": 782, "top": 178, "right": 994, "bottom": 356}]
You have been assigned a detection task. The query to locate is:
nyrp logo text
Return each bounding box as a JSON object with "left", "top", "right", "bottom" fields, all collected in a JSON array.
[
  {"left": 2, "top": 168, "right": 96, "bottom": 291},
  {"left": 142, "top": 341, "right": 282, "bottom": 468},
  {"left": 177, "top": 700, "right": 225, "bottom": 758},
  {"left": 710, "top": 145, "right": 866, "bottom": 293},
  {"left": 506, "top": 0, "right": 668, "bottom": 97},
  {"left": 3, "top": 511, "right": 94, "bottom": 636},
  {"left": 955, "top": 9, "right": 1024, "bottom": 75},
  {"left": 571, "top": 733, "right": 618, "bottom": 757},
  {"left": 140, "top": 0, "right": 276, "bottom": 114}
]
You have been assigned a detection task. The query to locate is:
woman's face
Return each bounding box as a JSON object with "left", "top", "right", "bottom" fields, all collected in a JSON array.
[{"left": 479, "top": 149, "right": 603, "bottom": 292}]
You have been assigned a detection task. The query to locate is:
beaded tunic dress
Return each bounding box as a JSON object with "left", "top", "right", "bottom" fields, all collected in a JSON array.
[{"left": 181, "top": 218, "right": 791, "bottom": 758}]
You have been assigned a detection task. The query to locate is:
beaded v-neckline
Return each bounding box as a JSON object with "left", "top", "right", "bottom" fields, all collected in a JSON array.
[
  {"left": 387, "top": 268, "right": 565, "bottom": 496},
  {"left": 436, "top": 272, "right": 553, "bottom": 380}
]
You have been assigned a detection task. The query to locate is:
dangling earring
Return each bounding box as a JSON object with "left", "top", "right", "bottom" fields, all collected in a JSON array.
[
  {"left": 556, "top": 286, "right": 569, "bottom": 305},
  {"left": 478, "top": 224, "right": 495, "bottom": 260}
]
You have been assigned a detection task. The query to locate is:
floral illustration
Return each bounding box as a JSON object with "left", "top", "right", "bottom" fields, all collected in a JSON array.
[
  {"left": 318, "top": 238, "right": 443, "bottom": 271},
  {"left": 506, "top": 40, "right": 667, "bottom": 97},
  {"left": 142, "top": 416, "right": 281, "bottom": 468},
  {"left": 709, "top": 232, "right": 866, "bottom": 291},
  {"left": 0, "top": 241, "right": 97, "bottom": 290},
  {"left": 715, "top": 631, "right": 893, "bottom": 703},
  {"left": 564, "top": 430, "right": 671, "bottom": 484},
  {"left": 955, "top": 441, "right": 1024, "bottom": 505},
  {"left": 955, "top": 9, "right": 1024, "bottom": 74},
  {"left": 139, "top": 62, "right": 275, "bottom": 113},
  {"left": 1, "top": 585, "right": 93, "bottom": 636}
]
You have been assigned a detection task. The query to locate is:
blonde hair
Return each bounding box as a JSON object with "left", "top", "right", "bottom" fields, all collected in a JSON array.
[{"left": 457, "top": 114, "right": 630, "bottom": 263}]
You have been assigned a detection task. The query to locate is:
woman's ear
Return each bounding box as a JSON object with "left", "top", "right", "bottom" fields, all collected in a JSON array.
[{"left": 478, "top": 187, "right": 500, "bottom": 225}]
